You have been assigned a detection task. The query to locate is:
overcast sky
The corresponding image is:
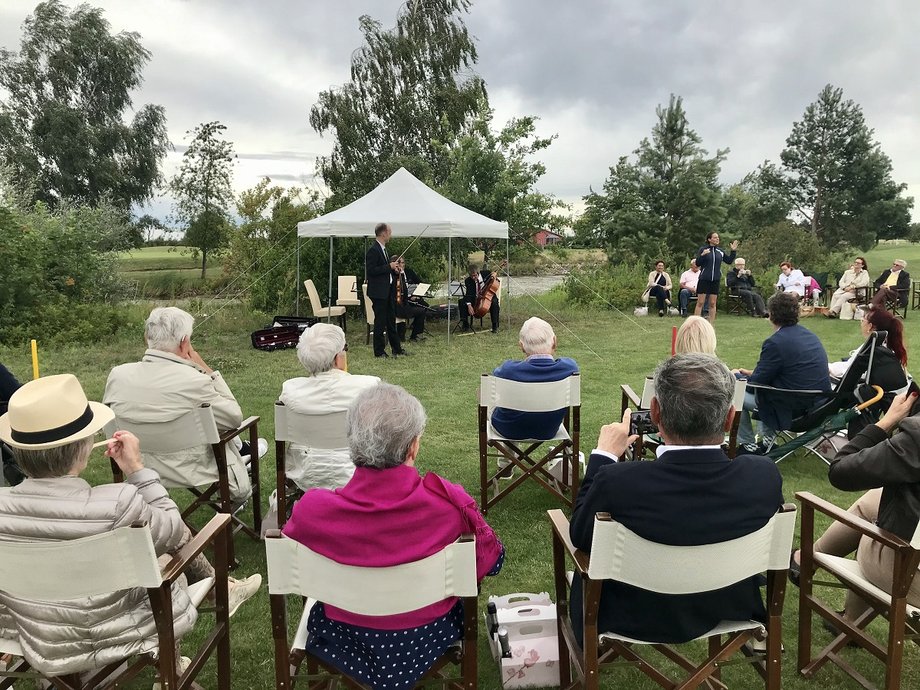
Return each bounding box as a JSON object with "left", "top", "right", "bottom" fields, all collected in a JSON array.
[{"left": 1, "top": 0, "right": 918, "bottom": 223}]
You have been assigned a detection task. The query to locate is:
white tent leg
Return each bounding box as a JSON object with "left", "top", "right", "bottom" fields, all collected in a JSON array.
[
  {"left": 447, "top": 237, "right": 452, "bottom": 346},
  {"left": 327, "top": 236, "right": 334, "bottom": 323},
  {"left": 296, "top": 236, "right": 301, "bottom": 316},
  {"left": 506, "top": 236, "right": 510, "bottom": 327}
]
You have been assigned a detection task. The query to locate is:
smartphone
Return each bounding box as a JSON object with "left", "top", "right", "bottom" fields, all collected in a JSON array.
[{"left": 629, "top": 410, "right": 658, "bottom": 437}]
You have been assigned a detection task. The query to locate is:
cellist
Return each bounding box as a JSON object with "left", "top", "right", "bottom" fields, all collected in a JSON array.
[{"left": 459, "top": 262, "right": 500, "bottom": 333}]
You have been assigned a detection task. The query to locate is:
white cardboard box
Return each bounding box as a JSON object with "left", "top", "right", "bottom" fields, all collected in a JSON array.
[{"left": 485, "top": 593, "right": 559, "bottom": 688}]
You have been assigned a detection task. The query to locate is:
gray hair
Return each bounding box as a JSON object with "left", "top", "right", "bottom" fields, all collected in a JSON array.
[
  {"left": 12, "top": 436, "right": 93, "bottom": 479},
  {"left": 519, "top": 317, "right": 555, "bottom": 355},
  {"left": 145, "top": 307, "right": 194, "bottom": 351},
  {"left": 894, "top": 258, "right": 907, "bottom": 268},
  {"left": 297, "top": 323, "right": 345, "bottom": 375},
  {"left": 653, "top": 353, "right": 733, "bottom": 443},
  {"left": 347, "top": 383, "right": 427, "bottom": 469}
]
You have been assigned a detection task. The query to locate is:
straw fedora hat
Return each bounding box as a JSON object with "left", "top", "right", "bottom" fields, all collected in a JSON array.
[{"left": 0, "top": 374, "right": 114, "bottom": 450}]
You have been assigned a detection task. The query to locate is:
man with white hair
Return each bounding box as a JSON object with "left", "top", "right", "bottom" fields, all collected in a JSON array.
[
  {"left": 873, "top": 258, "right": 910, "bottom": 307},
  {"left": 280, "top": 323, "right": 380, "bottom": 490},
  {"left": 490, "top": 317, "right": 579, "bottom": 442},
  {"left": 104, "top": 307, "right": 265, "bottom": 506}
]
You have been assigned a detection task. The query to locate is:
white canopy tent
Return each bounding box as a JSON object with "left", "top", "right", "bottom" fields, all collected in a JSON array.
[{"left": 296, "top": 168, "right": 510, "bottom": 342}]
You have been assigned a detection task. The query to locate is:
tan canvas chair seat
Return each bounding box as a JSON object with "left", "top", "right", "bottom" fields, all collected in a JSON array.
[
  {"left": 265, "top": 531, "right": 479, "bottom": 689},
  {"left": 600, "top": 619, "right": 765, "bottom": 646},
  {"left": 487, "top": 422, "right": 570, "bottom": 444}
]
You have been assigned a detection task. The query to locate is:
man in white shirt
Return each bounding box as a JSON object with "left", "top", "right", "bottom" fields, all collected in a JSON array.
[
  {"left": 280, "top": 323, "right": 380, "bottom": 491},
  {"left": 678, "top": 260, "right": 700, "bottom": 316}
]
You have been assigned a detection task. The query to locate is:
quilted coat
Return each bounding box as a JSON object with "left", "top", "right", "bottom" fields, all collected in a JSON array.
[{"left": 0, "top": 469, "right": 197, "bottom": 676}]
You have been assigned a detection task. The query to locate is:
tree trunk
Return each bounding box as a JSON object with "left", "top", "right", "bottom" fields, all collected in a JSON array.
[{"left": 200, "top": 249, "right": 207, "bottom": 279}]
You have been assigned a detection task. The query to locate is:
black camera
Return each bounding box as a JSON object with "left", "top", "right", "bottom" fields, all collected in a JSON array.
[{"left": 629, "top": 410, "right": 658, "bottom": 437}]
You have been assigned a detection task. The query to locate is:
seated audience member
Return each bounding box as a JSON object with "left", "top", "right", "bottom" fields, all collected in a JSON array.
[
  {"left": 0, "top": 362, "right": 23, "bottom": 486},
  {"left": 104, "top": 307, "right": 266, "bottom": 507},
  {"left": 394, "top": 256, "right": 427, "bottom": 342},
  {"left": 569, "top": 354, "right": 783, "bottom": 644},
  {"left": 677, "top": 259, "right": 700, "bottom": 316},
  {"left": 674, "top": 315, "right": 717, "bottom": 355},
  {"left": 0, "top": 375, "right": 260, "bottom": 676},
  {"left": 790, "top": 389, "right": 920, "bottom": 625},
  {"left": 827, "top": 257, "right": 870, "bottom": 318},
  {"left": 735, "top": 292, "right": 832, "bottom": 453},
  {"left": 280, "top": 323, "right": 380, "bottom": 491},
  {"left": 727, "top": 257, "right": 767, "bottom": 317},
  {"left": 643, "top": 260, "right": 672, "bottom": 317},
  {"left": 873, "top": 258, "right": 910, "bottom": 307},
  {"left": 775, "top": 261, "right": 806, "bottom": 298},
  {"left": 283, "top": 383, "right": 503, "bottom": 690},
  {"left": 490, "top": 317, "right": 579, "bottom": 441}
]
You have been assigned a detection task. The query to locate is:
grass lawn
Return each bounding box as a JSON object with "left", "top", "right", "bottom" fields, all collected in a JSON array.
[{"left": 2, "top": 293, "right": 919, "bottom": 689}]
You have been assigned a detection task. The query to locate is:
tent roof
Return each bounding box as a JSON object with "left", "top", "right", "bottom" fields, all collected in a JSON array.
[{"left": 297, "top": 167, "right": 509, "bottom": 239}]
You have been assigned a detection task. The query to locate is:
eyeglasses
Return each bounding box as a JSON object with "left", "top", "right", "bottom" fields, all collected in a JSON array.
[{"left": 342, "top": 343, "right": 349, "bottom": 353}]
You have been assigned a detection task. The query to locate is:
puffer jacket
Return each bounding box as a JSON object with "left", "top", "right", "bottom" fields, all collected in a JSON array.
[{"left": 0, "top": 469, "right": 197, "bottom": 676}]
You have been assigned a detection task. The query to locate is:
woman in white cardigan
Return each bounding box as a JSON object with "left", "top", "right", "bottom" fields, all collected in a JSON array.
[{"left": 643, "top": 260, "right": 673, "bottom": 316}]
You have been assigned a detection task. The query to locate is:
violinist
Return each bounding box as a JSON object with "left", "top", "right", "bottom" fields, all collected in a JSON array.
[
  {"left": 364, "top": 223, "right": 406, "bottom": 358},
  {"left": 459, "top": 262, "right": 500, "bottom": 333},
  {"left": 394, "top": 257, "right": 427, "bottom": 342}
]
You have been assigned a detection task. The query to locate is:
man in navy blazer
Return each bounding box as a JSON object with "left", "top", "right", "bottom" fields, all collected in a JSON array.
[
  {"left": 490, "top": 317, "right": 579, "bottom": 441},
  {"left": 735, "top": 291, "right": 831, "bottom": 451},
  {"left": 364, "top": 223, "right": 405, "bottom": 358},
  {"left": 569, "top": 353, "right": 783, "bottom": 644}
]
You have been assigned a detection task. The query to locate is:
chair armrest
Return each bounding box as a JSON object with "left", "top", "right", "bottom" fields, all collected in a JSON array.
[
  {"left": 620, "top": 384, "right": 641, "bottom": 408},
  {"left": 218, "top": 415, "right": 260, "bottom": 444},
  {"left": 796, "top": 491, "right": 913, "bottom": 552},
  {"left": 548, "top": 509, "right": 590, "bottom": 575},
  {"left": 744, "top": 382, "right": 827, "bottom": 396},
  {"left": 160, "top": 513, "right": 232, "bottom": 584}
]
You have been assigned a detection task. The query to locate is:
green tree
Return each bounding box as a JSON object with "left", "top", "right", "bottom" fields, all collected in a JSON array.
[
  {"left": 310, "top": 0, "right": 486, "bottom": 207},
  {"left": 720, "top": 164, "right": 793, "bottom": 239},
  {"left": 577, "top": 95, "right": 727, "bottom": 263},
  {"left": 775, "top": 84, "right": 913, "bottom": 250},
  {"left": 0, "top": 0, "right": 169, "bottom": 212},
  {"left": 170, "top": 121, "right": 236, "bottom": 278}
]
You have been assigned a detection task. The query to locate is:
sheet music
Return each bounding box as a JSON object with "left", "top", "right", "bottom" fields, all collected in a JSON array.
[{"left": 413, "top": 283, "right": 430, "bottom": 297}]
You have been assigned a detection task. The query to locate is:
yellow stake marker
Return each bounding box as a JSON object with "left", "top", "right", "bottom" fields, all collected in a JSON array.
[{"left": 30, "top": 339, "right": 39, "bottom": 379}]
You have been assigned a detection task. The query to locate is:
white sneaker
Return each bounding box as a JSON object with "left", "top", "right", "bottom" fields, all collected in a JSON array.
[
  {"left": 152, "top": 656, "right": 191, "bottom": 690},
  {"left": 227, "top": 574, "right": 262, "bottom": 617},
  {"left": 257, "top": 437, "right": 268, "bottom": 458}
]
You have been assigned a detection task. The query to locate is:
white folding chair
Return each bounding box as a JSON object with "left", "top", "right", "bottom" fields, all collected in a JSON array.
[
  {"left": 550, "top": 505, "right": 797, "bottom": 690},
  {"left": 0, "top": 515, "right": 231, "bottom": 690},
  {"left": 265, "top": 532, "right": 479, "bottom": 689},
  {"left": 273, "top": 401, "right": 350, "bottom": 528},
  {"left": 304, "top": 279, "right": 347, "bottom": 331},
  {"left": 335, "top": 275, "right": 360, "bottom": 307},
  {"left": 478, "top": 373, "right": 581, "bottom": 514},
  {"left": 106, "top": 404, "right": 261, "bottom": 568}
]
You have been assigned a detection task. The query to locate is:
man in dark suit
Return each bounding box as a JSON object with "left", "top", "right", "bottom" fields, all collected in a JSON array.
[
  {"left": 569, "top": 353, "right": 783, "bottom": 644},
  {"left": 459, "top": 262, "right": 500, "bottom": 332},
  {"left": 364, "top": 223, "right": 405, "bottom": 358},
  {"left": 873, "top": 258, "right": 910, "bottom": 307},
  {"left": 735, "top": 291, "right": 831, "bottom": 453}
]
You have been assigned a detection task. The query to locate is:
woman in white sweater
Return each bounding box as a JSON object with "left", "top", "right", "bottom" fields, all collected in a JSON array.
[{"left": 643, "top": 260, "right": 673, "bottom": 316}]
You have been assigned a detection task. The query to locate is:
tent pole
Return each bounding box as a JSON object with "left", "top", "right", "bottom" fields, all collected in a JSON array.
[
  {"left": 447, "top": 237, "right": 452, "bottom": 347},
  {"left": 506, "top": 236, "right": 510, "bottom": 327},
  {"left": 327, "top": 236, "right": 334, "bottom": 323},
  {"left": 296, "top": 236, "right": 301, "bottom": 316}
]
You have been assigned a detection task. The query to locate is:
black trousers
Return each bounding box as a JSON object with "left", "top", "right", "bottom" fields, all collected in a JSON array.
[
  {"left": 396, "top": 299, "right": 427, "bottom": 339},
  {"left": 459, "top": 297, "right": 500, "bottom": 331},
  {"left": 371, "top": 295, "right": 402, "bottom": 355}
]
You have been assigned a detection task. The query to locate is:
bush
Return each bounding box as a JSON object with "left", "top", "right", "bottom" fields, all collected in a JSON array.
[
  {"left": 564, "top": 263, "right": 648, "bottom": 311},
  {"left": 741, "top": 221, "right": 846, "bottom": 281}
]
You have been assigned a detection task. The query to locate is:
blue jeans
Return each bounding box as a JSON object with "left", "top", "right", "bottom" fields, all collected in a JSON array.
[{"left": 737, "top": 389, "right": 776, "bottom": 446}]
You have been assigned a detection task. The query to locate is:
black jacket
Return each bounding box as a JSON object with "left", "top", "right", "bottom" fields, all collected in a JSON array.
[
  {"left": 365, "top": 241, "right": 395, "bottom": 300},
  {"left": 873, "top": 269, "right": 911, "bottom": 305},
  {"left": 727, "top": 268, "right": 757, "bottom": 293}
]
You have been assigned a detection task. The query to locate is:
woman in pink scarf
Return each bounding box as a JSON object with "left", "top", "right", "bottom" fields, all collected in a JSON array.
[{"left": 283, "top": 383, "right": 503, "bottom": 689}]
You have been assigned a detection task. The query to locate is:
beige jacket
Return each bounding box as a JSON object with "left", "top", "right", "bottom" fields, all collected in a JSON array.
[
  {"left": 103, "top": 349, "right": 250, "bottom": 500},
  {"left": 280, "top": 369, "right": 380, "bottom": 491},
  {"left": 0, "top": 470, "right": 196, "bottom": 675}
]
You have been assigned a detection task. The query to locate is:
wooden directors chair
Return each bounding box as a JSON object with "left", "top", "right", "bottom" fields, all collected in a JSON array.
[
  {"left": 273, "top": 401, "right": 349, "bottom": 529},
  {"left": 796, "top": 491, "right": 920, "bottom": 690},
  {"left": 479, "top": 373, "right": 580, "bottom": 514},
  {"left": 265, "top": 531, "right": 479, "bottom": 690},
  {"left": 0, "top": 515, "right": 232, "bottom": 690},
  {"left": 107, "top": 403, "right": 262, "bottom": 568},
  {"left": 549, "top": 505, "right": 797, "bottom": 690}
]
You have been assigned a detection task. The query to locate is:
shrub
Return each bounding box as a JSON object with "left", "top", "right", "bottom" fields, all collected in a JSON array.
[{"left": 564, "top": 263, "right": 649, "bottom": 311}]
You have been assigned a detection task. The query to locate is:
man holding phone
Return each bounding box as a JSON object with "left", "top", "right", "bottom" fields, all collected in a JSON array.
[{"left": 567, "top": 353, "right": 784, "bottom": 645}]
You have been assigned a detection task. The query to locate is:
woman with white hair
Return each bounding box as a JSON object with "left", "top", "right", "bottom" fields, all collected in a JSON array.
[
  {"left": 279, "top": 323, "right": 380, "bottom": 491},
  {"left": 283, "top": 383, "right": 503, "bottom": 690}
]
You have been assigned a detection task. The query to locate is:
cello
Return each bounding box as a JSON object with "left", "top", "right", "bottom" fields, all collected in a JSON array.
[{"left": 473, "top": 260, "right": 508, "bottom": 318}]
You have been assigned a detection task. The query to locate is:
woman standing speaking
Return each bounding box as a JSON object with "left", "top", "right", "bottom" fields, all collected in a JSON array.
[{"left": 694, "top": 231, "right": 738, "bottom": 322}]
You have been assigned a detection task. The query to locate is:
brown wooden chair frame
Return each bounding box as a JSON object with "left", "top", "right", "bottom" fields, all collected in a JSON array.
[
  {"left": 796, "top": 491, "right": 920, "bottom": 690},
  {"left": 549, "top": 507, "right": 794, "bottom": 690},
  {"left": 0, "top": 515, "right": 232, "bottom": 690},
  {"left": 111, "top": 407, "right": 262, "bottom": 569},
  {"left": 874, "top": 284, "right": 909, "bottom": 319},
  {"left": 266, "top": 530, "right": 478, "bottom": 690},
  {"left": 478, "top": 375, "right": 580, "bottom": 515},
  {"left": 724, "top": 283, "right": 749, "bottom": 316}
]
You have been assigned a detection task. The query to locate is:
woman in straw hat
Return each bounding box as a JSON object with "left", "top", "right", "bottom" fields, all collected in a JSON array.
[{"left": 0, "top": 374, "right": 259, "bottom": 678}]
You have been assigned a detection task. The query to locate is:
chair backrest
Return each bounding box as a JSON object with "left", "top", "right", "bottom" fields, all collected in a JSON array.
[
  {"left": 0, "top": 524, "right": 162, "bottom": 599},
  {"left": 337, "top": 275, "right": 358, "bottom": 302},
  {"left": 480, "top": 373, "right": 581, "bottom": 413},
  {"left": 361, "top": 283, "right": 375, "bottom": 326},
  {"left": 106, "top": 403, "right": 221, "bottom": 453},
  {"left": 274, "top": 401, "right": 349, "bottom": 449},
  {"left": 304, "top": 279, "right": 324, "bottom": 315},
  {"left": 586, "top": 506, "right": 796, "bottom": 593},
  {"left": 834, "top": 330, "right": 885, "bottom": 397},
  {"left": 732, "top": 378, "right": 747, "bottom": 410},
  {"left": 266, "top": 534, "right": 477, "bottom": 615}
]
